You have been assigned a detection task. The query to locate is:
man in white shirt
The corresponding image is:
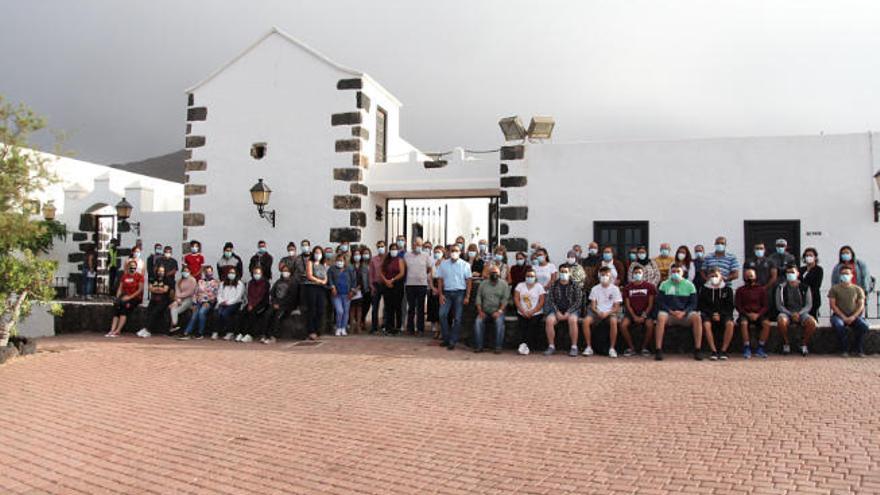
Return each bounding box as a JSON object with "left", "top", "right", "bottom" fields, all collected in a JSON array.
[
  {"left": 404, "top": 237, "right": 432, "bottom": 335},
  {"left": 582, "top": 266, "right": 624, "bottom": 358}
]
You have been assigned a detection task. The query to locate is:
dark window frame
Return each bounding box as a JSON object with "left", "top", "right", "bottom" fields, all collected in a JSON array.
[
  {"left": 593, "top": 221, "right": 650, "bottom": 258},
  {"left": 375, "top": 106, "right": 387, "bottom": 163}
]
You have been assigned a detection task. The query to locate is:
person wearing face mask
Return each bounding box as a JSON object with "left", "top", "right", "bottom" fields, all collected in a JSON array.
[
  {"left": 403, "top": 237, "right": 431, "bottom": 336},
  {"left": 179, "top": 266, "right": 219, "bottom": 340},
  {"left": 217, "top": 242, "right": 244, "bottom": 282},
  {"left": 348, "top": 249, "right": 366, "bottom": 334},
  {"left": 543, "top": 264, "right": 584, "bottom": 357},
  {"left": 368, "top": 241, "right": 387, "bottom": 334},
  {"left": 514, "top": 267, "right": 546, "bottom": 355},
  {"left": 279, "top": 242, "right": 299, "bottom": 274},
  {"left": 248, "top": 240, "right": 273, "bottom": 281},
  {"left": 304, "top": 247, "right": 329, "bottom": 340},
  {"left": 673, "top": 246, "right": 695, "bottom": 282},
  {"left": 828, "top": 265, "right": 869, "bottom": 357},
  {"left": 582, "top": 265, "right": 624, "bottom": 357},
  {"left": 261, "top": 265, "right": 296, "bottom": 344},
  {"left": 735, "top": 268, "right": 771, "bottom": 359},
  {"left": 127, "top": 244, "right": 146, "bottom": 279},
  {"left": 745, "top": 243, "right": 775, "bottom": 288},
  {"left": 768, "top": 239, "right": 796, "bottom": 281},
  {"left": 328, "top": 254, "right": 358, "bottom": 337},
  {"left": 183, "top": 240, "right": 205, "bottom": 281},
  {"left": 698, "top": 267, "right": 735, "bottom": 360},
  {"left": 168, "top": 266, "right": 197, "bottom": 333},
  {"left": 157, "top": 246, "right": 178, "bottom": 286},
  {"left": 356, "top": 248, "right": 374, "bottom": 333},
  {"left": 654, "top": 263, "right": 703, "bottom": 361},
  {"left": 831, "top": 245, "right": 871, "bottom": 296},
  {"left": 147, "top": 243, "right": 165, "bottom": 284},
  {"left": 692, "top": 245, "right": 706, "bottom": 287},
  {"left": 482, "top": 246, "right": 512, "bottom": 284},
  {"left": 626, "top": 246, "right": 661, "bottom": 286},
  {"left": 236, "top": 267, "right": 269, "bottom": 343},
  {"left": 216, "top": 268, "right": 246, "bottom": 341},
  {"left": 599, "top": 247, "right": 624, "bottom": 286},
  {"left": 106, "top": 260, "right": 144, "bottom": 337},
  {"left": 137, "top": 266, "right": 171, "bottom": 339},
  {"left": 579, "top": 241, "right": 602, "bottom": 290},
  {"left": 380, "top": 243, "right": 407, "bottom": 335},
  {"left": 436, "top": 245, "right": 473, "bottom": 350},
  {"left": 292, "top": 240, "right": 312, "bottom": 312},
  {"left": 465, "top": 243, "right": 485, "bottom": 276},
  {"left": 427, "top": 246, "right": 446, "bottom": 339},
  {"left": 798, "top": 248, "right": 823, "bottom": 319},
  {"left": 620, "top": 265, "right": 658, "bottom": 357},
  {"left": 395, "top": 236, "right": 408, "bottom": 257},
  {"left": 108, "top": 239, "right": 120, "bottom": 293},
  {"left": 561, "top": 250, "right": 586, "bottom": 289},
  {"left": 775, "top": 264, "right": 817, "bottom": 356},
  {"left": 625, "top": 247, "right": 639, "bottom": 275},
  {"left": 654, "top": 243, "right": 675, "bottom": 282},
  {"left": 572, "top": 244, "right": 584, "bottom": 262},
  {"left": 701, "top": 236, "right": 740, "bottom": 284},
  {"left": 533, "top": 248, "right": 558, "bottom": 291},
  {"left": 510, "top": 251, "right": 529, "bottom": 290},
  {"left": 473, "top": 265, "right": 510, "bottom": 353}
]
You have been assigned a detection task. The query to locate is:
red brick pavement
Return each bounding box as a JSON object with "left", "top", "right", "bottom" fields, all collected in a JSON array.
[{"left": 1, "top": 334, "right": 879, "bottom": 494}]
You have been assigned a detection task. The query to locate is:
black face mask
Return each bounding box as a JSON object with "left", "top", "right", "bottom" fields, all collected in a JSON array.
[
  {"left": 489, "top": 273, "right": 499, "bottom": 281},
  {"left": 745, "top": 278, "right": 756, "bottom": 284}
]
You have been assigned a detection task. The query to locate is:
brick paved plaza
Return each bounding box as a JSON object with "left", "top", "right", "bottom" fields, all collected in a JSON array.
[{"left": 1, "top": 335, "right": 879, "bottom": 494}]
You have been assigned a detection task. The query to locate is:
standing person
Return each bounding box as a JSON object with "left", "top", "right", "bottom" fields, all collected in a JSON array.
[
  {"left": 473, "top": 265, "right": 509, "bottom": 353},
  {"left": 625, "top": 247, "right": 639, "bottom": 275},
  {"left": 436, "top": 244, "right": 473, "bottom": 350},
  {"left": 768, "top": 239, "right": 796, "bottom": 280},
  {"left": 799, "top": 248, "right": 824, "bottom": 319},
  {"left": 466, "top": 243, "right": 484, "bottom": 276},
  {"left": 404, "top": 237, "right": 431, "bottom": 336},
  {"left": 582, "top": 266, "right": 624, "bottom": 357},
  {"left": 138, "top": 265, "right": 171, "bottom": 338},
  {"left": 304, "top": 247, "right": 329, "bottom": 341},
  {"left": 626, "top": 246, "right": 661, "bottom": 286},
  {"left": 261, "top": 264, "right": 296, "bottom": 344},
  {"left": 368, "top": 240, "right": 387, "bottom": 334},
  {"left": 108, "top": 239, "right": 120, "bottom": 294},
  {"left": 509, "top": 251, "right": 529, "bottom": 290},
  {"left": 692, "top": 244, "right": 707, "bottom": 288},
  {"left": 478, "top": 239, "right": 492, "bottom": 264},
  {"left": 561, "top": 250, "right": 586, "bottom": 289},
  {"left": 157, "top": 245, "right": 178, "bottom": 286},
  {"left": 427, "top": 246, "right": 445, "bottom": 339},
  {"left": 482, "top": 245, "right": 512, "bottom": 284},
  {"left": 179, "top": 265, "right": 219, "bottom": 340},
  {"left": 620, "top": 265, "right": 657, "bottom": 357},
  {"left": 81, "top": 246, "right": 97, "bottom": 299},
  {"left": 579, "top": 242, "right": 602, "bottom": 291},
  {"left": 600, "top": 246, "right": 625, "bottom": 286},
  {"left": 238, "top": 267, "right": 269, "bottom": 343},
  {"left": 776, "top": 264, "right": 817, "bottom": 356},
  {"left": 328, "top": 255, "right": 357, "bottom": 336},
  {"left": 735, "top": 268, "right": 771, "bottom": 359},
  {"left": 828, "top": 266, "right": 869, "bottom": 357},
  {"left": 533, "top": 248, "right": 557, "bottom": 291},
  {"left": 293, "top": 239, "right": 312, "bottom": 312},
  {"left": 654, "top": 243, "right": 675, "bottom": 282},
  {"left": 217, "top": 242, "right": 244, "bottom": 282},
  {"left": 278, "top": 242, "right": 299, "bottom": 275},
  {"left": 127, "top": 244, "right": 146, "bottom": 279},
  {"left": 543, "top": 264, "right": 583, "bottom": 357},
  {"left": 698, "top": 267, "right": 736, "bottom": 360},
  {"left": 216, "top": 267, "right": 245, "bottom": 341},
  {"left": 183, "top": 240, "right": 204, "bottom": 280},
  {"left": 701, "top": 236, "right": 740, "bottom": 284},
  {"left": 674, "top": 246, "right": 696, "bottom": 282},
  {"left": 249, "top": 240, "right": 274, "bottom": 281},
  {"left": 349, "top": 249, "right": 367, "bottom": 334},
  {"left": 831, "top": 246, "right": 871, "bottom": 296},
  {"left": 105, "top": 260, "right": 144, "bottom": 337},
  {"left": 146, "top": 243, "right": 164, "bottom": 283},
  {"left": 514, "top": 267, "right": 546, "bottom": 355},
  {"left": 381, "top": 243, "right": 406, "bottom": 335},
  {"left": 654, "top": 264, "right": 703, "bottom": 361},
  {"left": 745, "top": 242, "right": 776, "bottom": 289},
  {"left": 168, "top": 265, "right": 197, "bottom": 333}
]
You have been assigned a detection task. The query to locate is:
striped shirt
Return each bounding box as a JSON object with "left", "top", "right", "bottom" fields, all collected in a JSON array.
[{"left": 702, "top": 253, "right": 741, "bottom": 278}]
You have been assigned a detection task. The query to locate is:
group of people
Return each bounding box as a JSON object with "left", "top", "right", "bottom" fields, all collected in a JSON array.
[{"left": 102, "top": 235, "right": 873, "bottom": 359}]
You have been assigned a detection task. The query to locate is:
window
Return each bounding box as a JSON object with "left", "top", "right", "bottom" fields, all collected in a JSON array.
[
  {"left": 250, "top": 143, "right": 267, "bottom": 160},
  {"left": 593, "top": 221, "right": 649, "bottom": 259},
  {"left": 375, "top": 107, "right": 387, "bottom": 163},
  {"left": 743, "top": 220, "right": 800, "bottom": 262}
]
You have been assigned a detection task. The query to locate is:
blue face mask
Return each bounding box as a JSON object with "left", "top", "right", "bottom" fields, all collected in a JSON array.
[
  {"left": 536, "top": 255, "right": 546, "bottom": 263},
  {"left": 494, "top": 254, "right": 504, "bottom": 262},
  {"left": 660, "top": 249, "right": 670, "bottom": 257},
  {"left": 755, "top": 249, "right": 765, "bottom": 258},
  {"left": 786, "top": 272, "right": 797, "bottom": 282},
  {"left": 671, "top": 272, "right": 683, "bottom": 281},
  {"left": 341, "top": 245, "right": 349, "bottom": 252},
  {"left": 353, "top": 255, "right": 362, "bottom": 262},
  {"left": 628, "top": 253, "right": 637, "bottom": 261},
  {"left": 602, "top": 253, "right": 612, "bottom": 261},
  {"left": 377, "top": 247, "right": 386, "bottom": 255},
  {"left": 841, "top": 253, "right": 852, "bottom": 262},
  {"left": 715, "top": 244, "right": 726, "bottom": 253},
  {"left": 776, "top": 247, "right": 785, "bottom": 255},
  {"left": 638, "top": 253, "right": 647, "bottom": 261},
  {"left": 397, "top": 240, "right": 405, "bottom": 248},
  {"left": 258, "top": 247, "right": 266, "bottom": 254},
  {"left": 695, "top": 251, "right": 704, "bottom": 259},
  {"left": 223, "top": 251, "right": 232, "bottom": 258}
]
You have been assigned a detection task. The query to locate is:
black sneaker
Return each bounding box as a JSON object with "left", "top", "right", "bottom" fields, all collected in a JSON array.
[
  {"left": 694, "top": 351, "right": 704, "bottom": 361},
  {"left": 655, "top": 350, "right": 664, "bottom": 361},
  {"left": 719, "top": 351, "right": 729, "bottom": 361},
  {"left": 493, "top": 348, "right": 502, "bottom": 354},
  {"left": 446, "top": 343, "right": 455, "bottom": 351},
  {"left": 709, "top": 351, "right": 719, "bottom": 361},
  {"left": 473, "top": 348, "right": 483, "bottom": 353}
]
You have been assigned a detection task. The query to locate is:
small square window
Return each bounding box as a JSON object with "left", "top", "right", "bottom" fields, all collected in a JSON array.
[{"left": 251, "top": 143, "right": 267, "bottom": 160}]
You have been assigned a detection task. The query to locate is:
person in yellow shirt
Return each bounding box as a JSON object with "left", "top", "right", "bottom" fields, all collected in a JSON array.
[{"left": 654, "top": 242, "right": 675, "bottom": 281}]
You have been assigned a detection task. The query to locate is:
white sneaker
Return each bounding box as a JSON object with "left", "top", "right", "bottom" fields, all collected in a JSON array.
[
  {"left": 267, "top": 337, "right": 276, "bottom": 344},
  {"left": 517, "top": 343, "right": 530, "bottom": 355},
  {"left": 223, "top": 332, "right": 234, "bottom": 341},
  {"left": 235, "top": 333, "right": 243, "bottom": 342},
  {"left": 241, "top": 334, "right": 253, "bottom": 343},
  {"left": 641, "top": 349, "right": 652, "bottom": 357},
  {"left": 211, "top": 332, "right": 219, "bottom": 340},
  {"left": 136, "top": 328, "right": 148, "bottom": 338},
  {"left": 341, "top": 328, "right": 348, "bottom": 336},
  {"left": 608, "top": 348, "right": 618, "bottom": 358},
  {"left": 582, "top": 346, "right": 594, "bottom": 356}
]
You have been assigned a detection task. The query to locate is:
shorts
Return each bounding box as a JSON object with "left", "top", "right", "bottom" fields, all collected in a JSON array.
[
  {"left": 113, "top": 298, "right": 139, "bottom": 317},
  {"left": 701, "top": 313, "right": 734, "bottom": 325},
  {"left": 658, "top": 310, "right": 700, "bottom": 326},
  {"left": 623, "top": 311, "right": 655, "bottom": 323},
  {"left": 548, "top": 309, "right": 580, "bottom": 319},
  {"left": 587, "top": 308, "right": 623, "bottom": 321},
  {"left": 777, "top": 313, "right": 816, "bottom": 326},
  {"left": 736, "top": 314, "right": 769, "bottom": 325}
]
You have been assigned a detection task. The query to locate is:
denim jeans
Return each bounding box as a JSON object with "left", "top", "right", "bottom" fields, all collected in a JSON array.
[
  {"left": 405, "top": 285, "right": 428, "bottom": 333},
  {"left": 830, "top": 314, "right": 869, "bottom": 354},
  {"left": 184, "top": 302, "right": 213, "bottom": 336},
  {"left": 474, "top": 313, "right": 505, "bottom": 350},
  {"left": 439, "top": 290, "right": 465, "bottom": 345},
  {"left": 332, "top": 294, "right": 352, "bottom": 330},
  {"left": 217, "top": 303, "right": 240, "bottom": 333},
  {"left": 81, "top": 269, "right": 95, "bottom": 297}
]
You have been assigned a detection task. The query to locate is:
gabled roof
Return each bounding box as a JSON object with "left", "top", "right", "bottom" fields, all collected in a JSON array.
[{"left": 185, "top": 26, "right": 402, "bottom": 106}]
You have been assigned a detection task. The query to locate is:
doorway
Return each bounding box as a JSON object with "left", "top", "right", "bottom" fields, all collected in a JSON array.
[
  {"left": 385, "top": 197, "right": 499, "bottom": 247},
  {"left": 593, "top": 221, "right": 650, "bottom": 258},
  {"left": 743, "top": 220, "right": 801, "bottom": 262}
]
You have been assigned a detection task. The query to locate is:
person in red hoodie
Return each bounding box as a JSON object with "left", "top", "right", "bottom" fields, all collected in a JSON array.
[
  {"left": 735, "top": 267, "right": 770, "bottom": 359},
  {"left": 183, "top": 240, "right": 205, "bottom": 280},
  {"left": 238, "top": 266, "right": 270, "bottom": 343}
]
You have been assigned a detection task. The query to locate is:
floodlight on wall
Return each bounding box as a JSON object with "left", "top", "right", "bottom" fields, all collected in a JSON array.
[
  {"left": 498, "top": 116, "right": 527, "bottom": 142},
  {"left": 42, "top": 200, "right": 56, "bottom": 221},
  {"left": 115, "top": 197, "right": 141, "bottom": 236},
  {"left": 250, "top": 178, "right": 276, "bottom": 228},
  {"left": 874, "top": 171, "right": 880, "bottom": 222},
  {"left": 527, "top": 116, "right": 555, "bottom": 140}
]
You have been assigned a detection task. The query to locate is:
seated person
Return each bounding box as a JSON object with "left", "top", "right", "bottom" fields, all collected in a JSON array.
[
  {"left": 514, "top": 267, "right": 546, "bottom": 355},
  {"left": 543, "top": 265, "right": 584, "bottom": 357},
  {"left": 473, "top": 265, "right": 510, "bottom": 353},
  {"left": 698, "top": 267, "right": 735, "bottom": 361},
  {"left": 828, "top": 265, "right": 869, "bottom": 357},
  {"left": 582, "top": 266, "right": 623, "bottom": 358},
  {"left": 776, "top": 264, "right": 818, "bottom": 356},
  {"left": 105, "top": 260, "right": 144, "bottom": 337},
  {"left": 620, "top": 265, "right": 657, "bottom": 357},
  {"left": 654, "top": 263, "right": 703, "bottom": 361},
  {"left": 735, "top": 267, "right": 771, "bottom": 359}
]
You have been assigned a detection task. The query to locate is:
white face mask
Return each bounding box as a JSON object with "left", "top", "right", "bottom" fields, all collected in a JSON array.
[
  {"left": 804, "top": 255, "right": 815, "bottom": 264},
  {"left": 353, "top": 255, "right": 362, "bottom": 262},
  {"left": 840, "top": 274, "right": 853, "bottom": 284},
  {"left": 182, "top": 272, "right": 190, "bottom": 278},
  {"left": 467, "top": 251, "right": 477, "bottom": 258},
  {"left": 676, "top": 253, "right": 685, "bottom": 261},
  {"left": 314, "top": 253, "right": 323, "bottom": 262},
  {"left": 281, "top": 271, "right": 291, "bottom": 278},
  {"left": 567, "top": 257, "right": 576, "bottom": 265},
  {"left": 559, "top": 273, "right": 570, "bottom": 282},
  {"left": 389, "top": 250, "right": 399, "bottom": 257},
  {"left": 599, "top": 275, "right": 611, "bottom": 285},
  {"left": 335, "top": 261, "right": 344, "bottom": 268},
  {"left": 253, "top": 273, "right": 262, "bottom": 281},
  {"left": 710, "top": 275, "right": 722, "bottom": 286},
  {"left": 288, "top": 250, "right": 296, "bottom": 257},
  {"left": 450, "top": 251, "right": 461, "bottom": 260}
]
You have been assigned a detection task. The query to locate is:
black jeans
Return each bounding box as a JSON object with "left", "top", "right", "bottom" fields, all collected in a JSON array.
[
  {"left": 383, "top": 281, "right": 404, "bottom": 332},
  {"left": 405, "top": 285, "right": 428, "bottom": 333},
  {"left": 146, "top": 300, "right": 169, "bottom": 332},
  {"left": 370, "top": 283, "right": 384, "bottom": 333},
  {"left": 263, "top": 305, "right": 292, "bottom": 339},
  {"left": 240, "top": 304, "right": 268, "bottom": 335},
  {"left": 305, "top": 285, "right": 326, "bottom": 334},
  {"left": 518, "top": 314, "right": 544, "bottom": 348}
]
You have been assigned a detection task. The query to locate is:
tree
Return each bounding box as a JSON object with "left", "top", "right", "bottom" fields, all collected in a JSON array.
[{"left": 0, "top": 95, "right": 63, "bottom": 347}]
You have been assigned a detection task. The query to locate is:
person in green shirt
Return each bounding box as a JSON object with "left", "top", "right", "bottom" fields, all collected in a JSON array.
[
  {"left": 828, "top": 265, "right": 869, "bottom": 357},
  {"left": 473, "top": 265, "right": 509, "bottom": 353}
]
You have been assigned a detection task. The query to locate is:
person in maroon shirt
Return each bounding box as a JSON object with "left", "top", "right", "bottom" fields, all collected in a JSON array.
[
  {"left": 619, "top": 265, "right": 657, "bottom": 357},
  {"left": 238, "top": 267, "right": 270, "bottom": 343},
  {"left": 509, "top": 251, "right": 529, "bottom": 292},
  {"left": 735, "top": 267, "right": 770, "bottom": 359}
]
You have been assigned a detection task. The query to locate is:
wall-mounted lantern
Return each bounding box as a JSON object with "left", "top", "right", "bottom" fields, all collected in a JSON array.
[
  {"left": 250, "top": 178, "right": 276, "bottom": 228},
  {"left": 115, "top": 197, "right": 141, "bottom": 235},
  {"left": 42, "top": 200, "right": 56, "bottom": 221}
]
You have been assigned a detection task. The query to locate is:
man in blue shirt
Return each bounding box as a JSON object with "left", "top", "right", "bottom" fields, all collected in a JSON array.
[
  {"left": 701, "top": 236, "right": 740, "bottom": 284},
  {"left": 436, "top": 244, "right": 473, "bottom": 350}
]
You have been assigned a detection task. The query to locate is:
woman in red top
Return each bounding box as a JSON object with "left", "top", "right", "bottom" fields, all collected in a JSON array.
[
  {"left": 106, "top": 260, "right": 144, "bottom": 337},
  {"left": 183, "top": 240, "right": 205, "bottom": 280},
  {"left": 380, "top": 245, "right": 406, "bottom": 334}
]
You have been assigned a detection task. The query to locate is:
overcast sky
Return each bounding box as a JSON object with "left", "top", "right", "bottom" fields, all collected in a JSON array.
[{"left": 3, "top": 0, "right": 880, "bottom": 164}]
